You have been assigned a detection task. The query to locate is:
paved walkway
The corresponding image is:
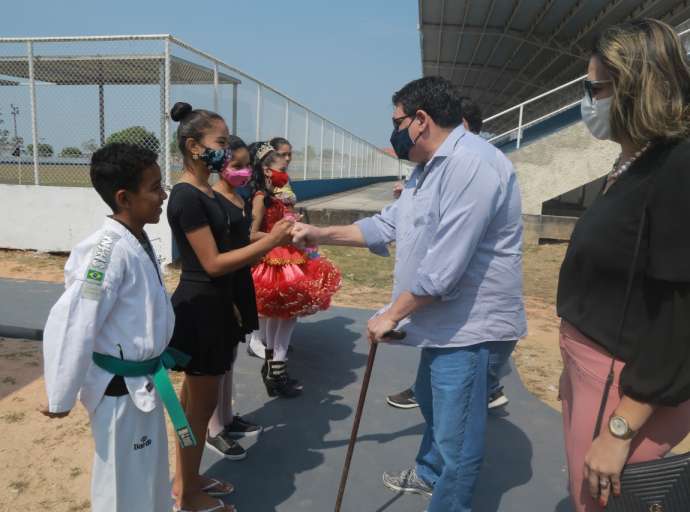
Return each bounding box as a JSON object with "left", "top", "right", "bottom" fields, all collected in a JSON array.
[
  {"left": 0, "top": 277, "right": 573, "bottom": 511},
  {"left": 297, "top": 181, "right": 395, "bottom": 213}
]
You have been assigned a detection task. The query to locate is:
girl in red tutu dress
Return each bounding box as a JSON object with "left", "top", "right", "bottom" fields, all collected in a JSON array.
[{"left": 249, "top": 142, "right": 340, "bottom": 397}]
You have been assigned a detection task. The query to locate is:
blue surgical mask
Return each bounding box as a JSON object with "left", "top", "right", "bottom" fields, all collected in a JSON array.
[
  {"left": 390, "top": 119, "right": 421, "bottom": 161},
  {"left": 199, "top": 147, "right": 231, "bottom": 173},
  {"left": 581, "top": 94, "right": 612, "bottom": 140}
]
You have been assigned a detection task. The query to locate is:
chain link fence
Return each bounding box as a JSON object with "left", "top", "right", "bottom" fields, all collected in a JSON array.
[{"left": 0, "top": 35, "right": 408, "bottom": 188}]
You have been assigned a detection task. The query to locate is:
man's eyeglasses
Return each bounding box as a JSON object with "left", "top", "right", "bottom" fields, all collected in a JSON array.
[
  {"left": 392, "top": 115, "right": 412, "bottom": 130},
  {"left": 583, "top": 79, "right": 612, "bottom": 101}
]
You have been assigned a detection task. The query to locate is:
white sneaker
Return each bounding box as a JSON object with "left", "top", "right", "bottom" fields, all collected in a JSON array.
[
  {"left": 247, "top": 333, "right": 266, "bottom": 359},
  {"left": 488, "top": 388, "right": 509, "bottom": 409}
]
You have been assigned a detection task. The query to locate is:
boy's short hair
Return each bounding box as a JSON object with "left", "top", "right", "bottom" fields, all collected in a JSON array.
[{"left": 90, "top": 143, "right": 158, "bottom": 212}]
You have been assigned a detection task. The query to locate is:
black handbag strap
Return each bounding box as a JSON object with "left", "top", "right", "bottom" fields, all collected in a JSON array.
[{"left": 592, "top": 180, "right": 655, "bottom": 440}]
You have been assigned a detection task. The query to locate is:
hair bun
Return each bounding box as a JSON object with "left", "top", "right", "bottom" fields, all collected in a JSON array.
[{"left": 171, "top": 102, "right": 193, "bottom": 122}]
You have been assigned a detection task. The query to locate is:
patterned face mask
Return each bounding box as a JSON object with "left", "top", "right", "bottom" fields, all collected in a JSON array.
[
  {"left": 199, "top": 147, "right": 232, "bottom": 173},
  {"left": 221, "top": 166, "right": 252, "bottom": 187}
]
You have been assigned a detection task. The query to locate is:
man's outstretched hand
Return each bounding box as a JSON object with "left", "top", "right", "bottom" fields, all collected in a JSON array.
[{"left": 292, "top": 222, "right": 322, "bottom": 248}]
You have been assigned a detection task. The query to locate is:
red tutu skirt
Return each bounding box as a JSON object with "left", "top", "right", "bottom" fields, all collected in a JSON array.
[{"left": 251, "top": 245, "right": 341, "bottom": 319}]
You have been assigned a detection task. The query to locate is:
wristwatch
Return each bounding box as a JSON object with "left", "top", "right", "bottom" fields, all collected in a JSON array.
[{"left": 609, "top": 414, "right": 637, "bottom": 440}]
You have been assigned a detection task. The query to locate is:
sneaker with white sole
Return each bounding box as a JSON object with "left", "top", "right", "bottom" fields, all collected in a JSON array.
[
  {"left": 386, "top": 388, "right": 419, "bottom": 409},
  {"left": 205, "top": 431, "right": 247, "bottom": 460},
  {"left": 247, "top": 334, "right": 266, "bottom": 359},
  {"left": 224, "top": 415, "right": 262, "bottom": 438},
  {"left": 488, "top": 387, "right": 509, "bottom": 409},
  {"left": 382, "top": 467, "right": 433, "bottom": 497}
]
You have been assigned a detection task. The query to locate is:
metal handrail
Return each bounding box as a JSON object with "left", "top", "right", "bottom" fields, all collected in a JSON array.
[{"left": 484, "top": 27, "right": 690, "bottom": 149}]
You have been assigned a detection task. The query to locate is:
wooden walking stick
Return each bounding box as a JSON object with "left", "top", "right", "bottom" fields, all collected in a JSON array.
[{"left": 334, "top": 330, "right": 406, "bottom": 512}]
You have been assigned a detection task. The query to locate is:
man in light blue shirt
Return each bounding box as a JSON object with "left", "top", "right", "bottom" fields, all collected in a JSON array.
[{"left": 292, "top": 76, "right": 526, "bottom": 512}]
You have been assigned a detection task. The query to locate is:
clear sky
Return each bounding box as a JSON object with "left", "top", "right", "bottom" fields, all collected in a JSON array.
[{"left": 2, "top": 0, "right": 422, "bottom": 149}]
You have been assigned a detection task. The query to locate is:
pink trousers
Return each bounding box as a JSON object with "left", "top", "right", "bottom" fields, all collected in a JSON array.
[{"left": 559, "top": 320, "right": 690, "bottom": 512}]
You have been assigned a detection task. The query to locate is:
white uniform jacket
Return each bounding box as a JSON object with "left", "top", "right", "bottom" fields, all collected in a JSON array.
[{"left": 43, "top": 217, "right": 175, "bottom": 414}]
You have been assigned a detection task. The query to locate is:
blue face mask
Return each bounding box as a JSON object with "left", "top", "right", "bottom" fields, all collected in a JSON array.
[
  {"left": 389, "top": 118, "right": 421, "bottom": 161},
  {"left": 199, "top": 147, "right": 231, "bottom": 173}
]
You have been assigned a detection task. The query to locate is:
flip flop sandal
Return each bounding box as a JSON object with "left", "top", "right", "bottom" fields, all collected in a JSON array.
[
  {"left": 201, "top": 478, "right": 235, "bottom": 497},
  {"left": 172, "top": 478, "right": 235, "bottom": 500},
  {"left": 173, "top": 499, "right": 236, "bottom": 512}
]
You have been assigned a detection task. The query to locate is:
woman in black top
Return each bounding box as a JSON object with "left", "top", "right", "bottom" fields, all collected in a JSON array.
[
  {"left": 557, "top": 19, "right": 690, "bottom": 511},
  {"left": 167, "top": 102, "right": 293, "bottom": 512}
]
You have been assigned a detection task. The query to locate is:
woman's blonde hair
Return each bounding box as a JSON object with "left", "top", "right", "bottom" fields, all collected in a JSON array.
[{"left": 594, "top": 18, "right": 690, "bottom": 145}]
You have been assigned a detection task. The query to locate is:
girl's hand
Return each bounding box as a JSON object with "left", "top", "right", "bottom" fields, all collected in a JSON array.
[
  {"left": 291, "top": 222, "right": 322, "bottom": 248},
  {"left": 583, "top": 429, "right": 632, "bottom": 507},
  {"left": 268, "top": 219, "right": 295, "bottom": 246}
]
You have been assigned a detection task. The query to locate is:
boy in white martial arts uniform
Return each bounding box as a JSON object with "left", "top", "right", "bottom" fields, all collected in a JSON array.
[{"left": 41, "top": 143, "right": 195, "bottom": 512}]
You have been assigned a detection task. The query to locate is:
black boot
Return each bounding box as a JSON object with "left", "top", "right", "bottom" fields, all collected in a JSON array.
[
  {"left": 262, "top": 349, "right": 302, "bottom": 387},
  {"left": 263, "top": 355, "right": 302, "bottom": 398}
]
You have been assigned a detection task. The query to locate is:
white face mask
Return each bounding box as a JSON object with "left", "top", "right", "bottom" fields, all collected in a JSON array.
[{"left": 581, "top": 94, "right": 613, "bottom": 140}]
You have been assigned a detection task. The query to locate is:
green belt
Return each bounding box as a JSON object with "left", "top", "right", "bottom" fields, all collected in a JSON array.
[{"left": 92, "top": 347, "right": 197, "bottom": 448}]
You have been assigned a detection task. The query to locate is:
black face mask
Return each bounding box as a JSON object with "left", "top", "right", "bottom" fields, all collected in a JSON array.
[{"left": 390, "top": 118, "right": 421, "bottom": 161}]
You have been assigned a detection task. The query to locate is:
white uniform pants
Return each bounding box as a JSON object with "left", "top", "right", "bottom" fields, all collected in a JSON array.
[{"left": 90, "top": 395, "right": 170, "bottom": 512}]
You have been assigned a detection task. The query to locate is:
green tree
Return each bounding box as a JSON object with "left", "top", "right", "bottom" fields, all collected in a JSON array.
[
  {"left": 60, "top": 146, "right": 83, "bottom": 158},
  {"left": 106, "top": 126, "right": 160, "bottom": 152},
  {"left": 27, "top": 143, "right": 54, "bottom": 157}
]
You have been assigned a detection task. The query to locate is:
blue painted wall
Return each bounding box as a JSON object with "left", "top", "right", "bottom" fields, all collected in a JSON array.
[{"left": 291, "top": 176, "right": 397, "bottom": 201}]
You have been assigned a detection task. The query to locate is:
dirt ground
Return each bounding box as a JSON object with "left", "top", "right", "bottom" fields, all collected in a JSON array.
[{"left": 1, "top": 244, "right": 686, "bottom": 510}]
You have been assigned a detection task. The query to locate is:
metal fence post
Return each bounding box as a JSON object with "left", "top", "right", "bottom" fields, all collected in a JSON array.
[
  {"left": 213, "top": 63, "right": 219, "bottom": 112},
  {"left": 164, "top": 38, "right": 172, "bottom": 186},
  {"left": 516, "top": 104, "right": 524, "bottom": 149},
  {"left": 331, "top": 126, "right": 336, "bottom": 178},
  {"left": 319, "top": 119, "right": 324, "bottom": 179},
  {"left": 354, "top": 141, "right": 359, "bottom": 177},
  {"left": 340, "top": 131, "right": 345, "bottom": 178},
  {"left": 27, "top": 41, "right": 39, "bottom": 185},
  {"left": 98, "top": 84, "right": 106, "bottom": 146},
  {"left": 284, "top": 99, "right": 289, "bottom": 138},
  {"left": 348, "top": 136, "right": 353, "bottom": 177},
  {"left": 304, "top": 113, "right": 309, "bottom": 180},
  {"left": 231, "top": 83, "right": 238, "bottom": 135},
  {"left": 255, "top": 84, "right": 262, "bottom": 141}
]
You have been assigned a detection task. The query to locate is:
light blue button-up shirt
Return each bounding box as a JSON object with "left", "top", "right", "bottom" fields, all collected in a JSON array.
[{"left": 356, "top": 125, "right": 527, "bottom": 348}]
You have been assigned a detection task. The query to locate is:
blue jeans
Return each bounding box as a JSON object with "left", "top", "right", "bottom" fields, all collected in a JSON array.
[
  {"left": 411, "top": 340, "right": 516, "bottom": 397},
  {"left": 414, "top": 341, "right": 512, "bottom": 512},
  {"left": 488, "top": 340, "right": 517, "bottom": 395}
]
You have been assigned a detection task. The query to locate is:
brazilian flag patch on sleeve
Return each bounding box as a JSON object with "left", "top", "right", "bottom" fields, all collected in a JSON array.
[
  {"left": 86, "top": 269, "right": 104, "bottom": 282},
  {"left": 81, "top": 231, "right": 120, "bottom": 301}
]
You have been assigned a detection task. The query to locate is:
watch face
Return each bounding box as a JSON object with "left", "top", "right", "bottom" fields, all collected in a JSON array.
[{"left": 610, "top": 416, "right": 628, "bottom": 436}]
